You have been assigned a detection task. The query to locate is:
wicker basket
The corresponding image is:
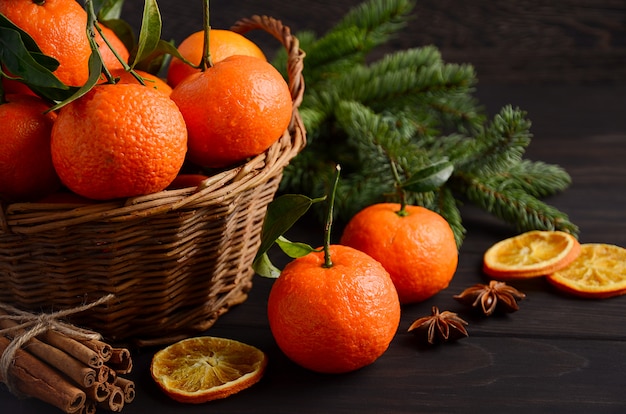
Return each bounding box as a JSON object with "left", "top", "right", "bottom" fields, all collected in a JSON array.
[{"left": 0, "top": 15, "right": 305, "bottom": 346}]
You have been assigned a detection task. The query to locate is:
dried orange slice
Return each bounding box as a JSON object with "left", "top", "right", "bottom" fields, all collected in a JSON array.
[
  {"left": 150, "top": 336, "right": 267, "bottom": 403},
  {"left": 546, "top": 243, "right": 626, "bottom": 298},
  {"left": 483, "top": 230, "right": 580, "bottom": 279}
]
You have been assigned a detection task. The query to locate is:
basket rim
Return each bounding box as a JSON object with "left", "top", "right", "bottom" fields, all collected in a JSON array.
[{"left": 0, "top": 15, "right": 306, "bottom": 236}]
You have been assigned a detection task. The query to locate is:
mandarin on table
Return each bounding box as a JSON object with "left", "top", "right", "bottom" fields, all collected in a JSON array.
[
  {"left": 267, "top": 244, "right": 401, "bottom": 374},
  {"left": 50, "top": 83, "right": 187, "bottom": 200},
  {"left": 0, "top": 0, "right": 95, "bottom": 86},
  {"left": 340, "top": 203, "right": 458, "bottom": 304},
  {"left": 166, "top": 29, "right": 266, "bottom": 88},
  {"left": 170, "top": 55, "right": 292, "bottom": 169},
  {"left": 483, "top": 230, "right": 581, "bottom": 279},
  {"left": 151, "top": 336, "right": 267, "bottom": 403},
  {"left": 546, "top": 243, "right": 626, "bottom": 299},
  {"left": 0, "top": 94, "right": 60, "bottom": 202}
]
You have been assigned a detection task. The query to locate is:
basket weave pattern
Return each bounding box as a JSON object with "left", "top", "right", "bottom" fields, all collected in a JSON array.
[{"left": 0, "top": 16, "right": 305, "bottom": 346}]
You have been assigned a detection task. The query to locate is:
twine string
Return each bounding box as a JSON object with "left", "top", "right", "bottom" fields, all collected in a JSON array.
[{"left": 0, "top": 294, "right": 115, "bottom": 396}]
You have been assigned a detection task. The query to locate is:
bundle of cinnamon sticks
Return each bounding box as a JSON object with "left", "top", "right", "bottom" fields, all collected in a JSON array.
[{"left": 0, "top": 304, "right": 135, "bottom": 413}]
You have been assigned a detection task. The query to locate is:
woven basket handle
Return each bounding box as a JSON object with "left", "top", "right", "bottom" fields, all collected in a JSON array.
[{"left": 231, "top": 15, "right": 306, "bottom": 112}]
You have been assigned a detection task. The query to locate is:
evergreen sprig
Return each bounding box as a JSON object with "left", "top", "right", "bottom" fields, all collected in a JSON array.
[{"left": 277, "top": 0, "right": 579, "bottom": 244}]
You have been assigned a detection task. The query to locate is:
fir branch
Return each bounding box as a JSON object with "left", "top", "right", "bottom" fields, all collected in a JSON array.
[
  {"left": 457, "top": 175, "right": 579, "bottom": 234},
  {"left": 459, "top": 105, "right": 532, "bottom": 175},
  {"left": 332, "top": 0, "right": 415, "bottom": 47},
  {"left": 436, "top": 187, "right": 466, "bottom": 248},
  {"left": 335, "top": 100, "right": 421, "bottom": 162},
  {"left": 367, "top": 46, "right": 443, "bottom": 75},
  {"left": 482, "top": 159, "right": 572, "bottom": 198},
  {"left": 301, "top": 26, "right": 375, "bottom": 84},
  {"left": 295, "top": 0, "right": 416, "bottom": 90},
  {"left": 341, "top": 61, "right": 476, "bottom": 110},
  {"left": 279, "top": 0, "right": 579, "bottom": 244},
  {"left": 298, "top": 56, "right": 477, "bottom": 139}
]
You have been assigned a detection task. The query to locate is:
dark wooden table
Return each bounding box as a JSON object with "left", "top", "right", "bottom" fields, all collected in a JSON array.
[{"left": 3, "top": 1, "right": 626, "bottom": 413}]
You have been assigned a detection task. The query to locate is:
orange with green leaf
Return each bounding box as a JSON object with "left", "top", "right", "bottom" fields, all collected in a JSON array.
[
  {"left": 0, "top": 0, "right": 128, "bottom": 87},
  {"left": 259, "top": 167, "right": 401, "bottom": 374},
  {"left": 0, "top": 0, "right": 93, "bottom": 86}
]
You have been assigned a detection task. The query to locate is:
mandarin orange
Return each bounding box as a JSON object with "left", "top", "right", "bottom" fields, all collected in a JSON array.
[
  {"left": 0, "top": 0, "right": 93, "bottom": 87},
  {"left": 340, "top": 203, "right": 458, "bottom": 304},
  {"left": 267, "top": 244, "right": 400, "bottom": 374},
  {"left": 0, "top": 94, "right": 60, "bottom": 202},
  {"left": 170, "top": 55, "right": 292, "bottom": 168},
  {"left": 50, "top": 83, "right": 187, "bottom": 200},
  {"left": 167, "top": 29, "right": 266, "bottom": 88}
]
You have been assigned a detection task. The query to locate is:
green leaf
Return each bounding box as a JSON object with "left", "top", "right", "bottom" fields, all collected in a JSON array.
[
  {"left": 95, "top": 0, "right": 125, "bottom": 20},
  {"left": 0, "top": 13, "right": 45, "bottom": 55},
  {"left": 402, "top": 159, "right": 454, "bottom": 192},
  {"left": 254, "top": 237, "right": 319, "bottom": 278},
  {"left": 133, "top": 38, "right": 191, "bottom": 74},
  {"left": 253, "top": 253, "right": 282, "bottom": 279},
  {"left": 47, "top": 48, "right": 103, "bottom": 111},
  {"left": 0, "top": 25, "right": 66, "bottom": 90},
  {"left": 130, "top": 0, "right": 162, "bottom": 68},
  {"left": 48, "top": 0, "right": 104, "bottom": 110},
  {"left": 254, "top": 194, "right": 324, "bottom": 264},
  {"left": 99, "top": 18, "right": 136, "bottom": 55},
  {"left": 276, "top": 236, "right": 317, "bottom": 258}
]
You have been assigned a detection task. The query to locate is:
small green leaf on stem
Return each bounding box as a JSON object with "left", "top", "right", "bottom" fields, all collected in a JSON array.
[
  {"left": 401, "top": 159, "right": 454, "bottom": 193},
  {"left": 0, "top": 13, "right": 68, "bottom": 96},
  {"left": 276, "top": 236, "right": 318, "bottom": 258},
  {"left": 253, "top": 253, "right": 282, "bottom": 279},
  {"left": 47, "top": 0, "right": 104, "bottom": 111},
  {"left": 130, "top": 0, "right": 162, "bottom": 68},
  {"left": 323, "top": 164, "right": 342, "bottom": 268},
  {"left": 95, "top": 0, "right": 125, "bottom": 21},
  {"left": 253, "top": 194, "right": 325, "bottom": 277}
]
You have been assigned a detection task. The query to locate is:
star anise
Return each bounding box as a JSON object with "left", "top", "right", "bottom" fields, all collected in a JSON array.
[
  {"left": 407, "top": 306, "right": 469, "bottom": 345},
  {"left": 454, "top": 280, "right": 526, "bottom": 316}
]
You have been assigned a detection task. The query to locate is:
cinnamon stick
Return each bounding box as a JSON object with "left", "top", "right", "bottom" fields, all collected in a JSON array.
[
  {"left": 85, "top": 381, "right": 111, "bottom": 403},
  {"left": 104, "top": 365, "right": 117, "bottom": 385},
  {"left": 24, "top": 338, "right": 97, "bottom": 388},
  {"left": 97, "top": 384, "right": 125, "bottom": 412},
  {"left": 108, "top": 347, "right": 133, "bottom": 374},
  {"left": 79, "top": 400, "right": 97, "bottom": 414},
  {"left": 114, "top": 376, "right": 136, "bottom": 403},
  {"left": 0, "top": 336, "right": 86, "bottom": 414},
  {"left": 96, "top": 364, "right": 110, "bottom": 384},
  {"left": 0, "top": 316, "right": 97, "bottom": 388},
  {"left": 80, "top": 338, "right": 112, "bottom": 362},
  {"left": 40, "top": 329, "right": 103, "bottom": 368}
]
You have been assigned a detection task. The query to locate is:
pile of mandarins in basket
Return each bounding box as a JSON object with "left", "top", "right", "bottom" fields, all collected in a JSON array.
[{"left": 0, "top": 0, "right": 292, "bottom": 204}]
